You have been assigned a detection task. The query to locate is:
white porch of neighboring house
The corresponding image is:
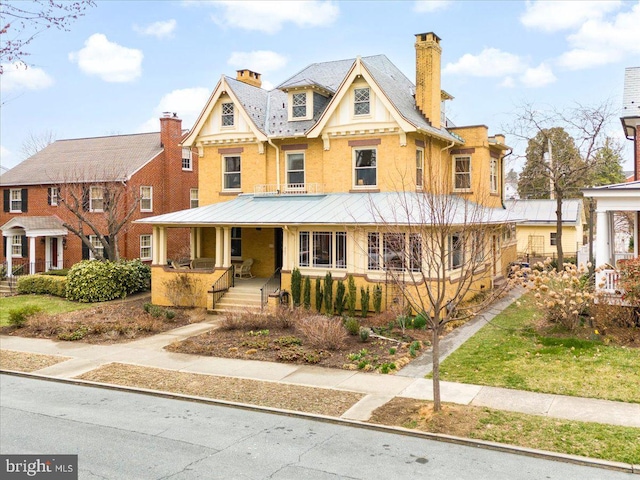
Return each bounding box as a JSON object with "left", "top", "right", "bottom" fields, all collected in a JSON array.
[
  {"left": 0, "top": 216, "right": 68, "bottom": 276},
  {"left": 583, "top": 182, "right": 640, "bottom": 294}
]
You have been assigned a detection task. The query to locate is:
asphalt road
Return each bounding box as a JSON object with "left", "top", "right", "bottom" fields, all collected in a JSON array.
[{"left": 0, "top": 374, "right": 633, "bottom": 480}]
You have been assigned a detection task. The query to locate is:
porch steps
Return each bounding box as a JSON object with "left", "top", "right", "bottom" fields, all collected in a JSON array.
[
  {"left": 0, "top": 279, "right": 16, "bottom": 296},
  {"left": 211, "top": 284, "right": 262, "bottom": 315}
]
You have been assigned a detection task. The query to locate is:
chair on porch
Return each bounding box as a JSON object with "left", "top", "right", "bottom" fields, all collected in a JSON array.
[{"left": 235, "top": 258, "right": 254, "bottom": 278}]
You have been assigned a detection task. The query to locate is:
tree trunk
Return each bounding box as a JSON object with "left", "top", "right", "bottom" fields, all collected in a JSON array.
[
  {"left": 431, "top": 325, "right": 441, "bottom": 412},
  {"left": 555, "top": 194, "right": 564, "bottom": 268}
]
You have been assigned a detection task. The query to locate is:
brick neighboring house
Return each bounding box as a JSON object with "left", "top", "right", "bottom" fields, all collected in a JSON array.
[{"left": 1, "top": 113, "right": 198, "bottom": 276}]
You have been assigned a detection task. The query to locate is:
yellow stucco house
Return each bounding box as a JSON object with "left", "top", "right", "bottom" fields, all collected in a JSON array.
[
  {"left": 140, "top": 33, "right": 519, "bottom": 312},
  {"left": 505, "top": 199, "right": 585, "bottom": 260}
]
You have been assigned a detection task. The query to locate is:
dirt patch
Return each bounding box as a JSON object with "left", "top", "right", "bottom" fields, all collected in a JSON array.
[
  {"left": 76, "top": 363, "right": 363, "bottom": 416},
  {"left": 0, "top": 299, "right": 200, "bottom": 344},
  {"left": 0, "top": 349, "right": 70, "bottom": 372}
]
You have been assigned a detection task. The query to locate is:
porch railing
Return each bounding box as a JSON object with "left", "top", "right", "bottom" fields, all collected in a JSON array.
[
  {"left": 615, "top": 252, "right": 635, "bottom": 266},
  {"left": 601, "top": 269, "right": 620, "bottom": 293},
  {"left": 254, "top": 183, "right": 324, "bottom": 196},
  {"left": 260, "top": 268, "right": 281, "bottom": 309},
  {"left": 4, "top": 259, "right": 71, "bottom": 277},
  {"left": 210, "top": 265, "right": 235, "bottom": 310}
]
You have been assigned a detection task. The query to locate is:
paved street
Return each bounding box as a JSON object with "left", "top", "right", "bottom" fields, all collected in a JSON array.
[{"left": 1, "top": 375, "right": 633, "bottom": 480}]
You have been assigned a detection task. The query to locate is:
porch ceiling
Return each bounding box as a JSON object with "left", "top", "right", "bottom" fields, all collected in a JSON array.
[
  {"left": 0, "top": 215, "right": 68, "bottom": 237},
  {"left": 136, "top": 192, "right": 522, "bottom": 228}
]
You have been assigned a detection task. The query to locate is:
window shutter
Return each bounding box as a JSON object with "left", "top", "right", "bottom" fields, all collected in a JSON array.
[
  {"left": 82, "top": 241, "right": 90, "bottom": 260},
  {"left": 21, "top": 189, "right": 28, "bottom": 212},
  {"left": 2, "top": 236, "right": 6, "bottom": 256},
  {"left": 21, "top": 235, "right": 27, "bottom": 257},
  {"left": 47, "top": 188, "right": 52, "bottom": 205},
  {"left": 82, "top": 187, "right": 89, "bottom": 211},
  {"left": 3, "top": 189, "right": 9, "bottom": 212}
]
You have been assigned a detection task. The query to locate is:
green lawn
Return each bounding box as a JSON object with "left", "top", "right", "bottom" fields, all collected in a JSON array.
[
  {"left": 0, "top": 295, "right": 94, "bottom": 326},
  {"left": 435, "top": 293, "right": 640, "bottom": 403}
]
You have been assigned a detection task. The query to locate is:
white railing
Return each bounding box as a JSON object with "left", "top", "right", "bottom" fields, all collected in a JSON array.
[
  {"left": 615, "top": 252, "right": 635, "bottom": 266},
  {"left": 254, "top": 183, "right": 324, "bottom": 196},
  {"left": 600, "top": 269, "right": 619, "bottom": 293}
]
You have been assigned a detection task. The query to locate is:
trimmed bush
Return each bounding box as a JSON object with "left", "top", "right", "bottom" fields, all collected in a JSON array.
[
  {"left": 323, "top": 272, "right": 333, "bottom": 314},
  {"left": 17, "top": 275, "right": 67, "bottom": 297},
  {"left": 40, "top": 268, "right": 70, "bottom": 276},
  {"left": 347, "top": 275, "right": 357, "bottom": 318},
  {"left": 303, "top": 276, "right": 311, "bottom": 309},
  {"left": 373, "top": 284, "right": 383, "bottom": 313},
  {"left": 344, "top": 316, "right": 360, "bottom": 335},
  {"left": 360, "top": 286, "right": 370, "bottom": 318},
  {"left": 66, "top": 260, "right": 151, "bottom": 303},
  {"left": 315, "top": 278, "right": 323, "bottom": 313},
  {"left": 291, "top": 268, "right": 302, "bottom": 306},
  {"left": 8, "top": 305, "right": 42, "bottom": 327},
  {"left": 334, "top": 279, "right": 346, "bottom": 315}
]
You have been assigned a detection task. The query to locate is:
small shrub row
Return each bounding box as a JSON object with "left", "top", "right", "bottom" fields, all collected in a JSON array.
[
  {"left": 17, "top": 275, "right": 67, "bottom": 297},
  {"left": 143, "top": 302, "right": 176, "bottom": 320},
  {"left": 8, "top": 305, "right": 43, "bottom": 327},
  {"left": 66, "top": 260, "right": 150, "bottom": 303}
]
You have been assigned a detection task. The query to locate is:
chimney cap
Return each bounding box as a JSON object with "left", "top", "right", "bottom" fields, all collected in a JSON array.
[
  {"left": 415, "top": 32, "right": 441, "bottom": 43},
  {"left": 161, "top": 112, "right": 179, "bottom": 119}
]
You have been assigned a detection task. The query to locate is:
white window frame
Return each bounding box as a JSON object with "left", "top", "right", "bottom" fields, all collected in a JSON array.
[
  {"left": 221, "top": 102, "right": 234, "bottom": 127},
  {"left": 190, "top": 188, "right": 199, "bottom": 209},
  {"left": 550, "top": 232, "right": 557, "bottom": 246},
  {"left": 291, "top": 91, "right": 310, "bottom": 120},
  {"left": 366, "top": 232, "right": 423, "bottom": 272},
  {"left": 88, "top": 235, "right": 104, "bottom": 260},
  {"left": 140, "top": 186, "right": 152, "bottom": 212},
  {"left": 50, "top": 187, "right": 59, "bottom": 206},
  {"left": 490, "top": 158, "right": 498, "bottom": 193},
  {"left": 298, "top": 231, "right": 347, "bottom": 269},
  {"left": 353, "top": 87, "right": 371, "bottom": 116},
  {"left": 140, "top": 234, "right": 152, "bottom": 261},
  {"left": 9, "top": 189, "right": 22, "bottom": 213},
  {"left": 353, "top": 148, "right": 377, "bottom": 189},
  {"left": 449, "top": 233, "right": 464, "bottom": 270},
  {"left": 453, "top": 156, "right": 472, "bottom": 192},
  {"left": 416, "top": 148, "right": 424, "bottom": 190},
  {"left": 222, "top": 155, "right": 241, "bottom": 191},
  {"left": 11, "top": 235, "right": 22, "bottom": 257},
  {"left": 286, "top": 152, "right": 305, "bottom": 191},
  {"left": 182, "top": 147, "right": 192, "bottom": 171},
  {"left": 89, "top": 186, "right": 104, "bottom": 212}
]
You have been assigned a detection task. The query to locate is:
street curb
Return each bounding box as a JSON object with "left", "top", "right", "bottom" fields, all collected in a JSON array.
[{"left": 1, "top": 369, "right": 636, "bottom": 475}]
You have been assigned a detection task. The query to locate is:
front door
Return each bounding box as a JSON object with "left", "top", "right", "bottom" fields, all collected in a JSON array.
[
  {"left": 51, "top": 237, "right": 58, "bottom": 268},
  {"left": 274, "top": 228, "right": 283, "bottom": 271}
]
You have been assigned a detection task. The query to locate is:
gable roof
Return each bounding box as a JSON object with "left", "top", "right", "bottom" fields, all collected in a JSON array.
[
  {"left": 0, "top": 215, "right": 67, "bottom": 237},
  {"left": 504, "top": 199, "right": 583, "bottom": 226},
  {"left": 0, "top": 132, "right": 163, "bottom": 186}
]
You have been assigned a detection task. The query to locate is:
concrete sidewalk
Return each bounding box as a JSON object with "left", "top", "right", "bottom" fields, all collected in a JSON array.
[{"left": 1, "top": 324, "right": 639, "bottom": 429}]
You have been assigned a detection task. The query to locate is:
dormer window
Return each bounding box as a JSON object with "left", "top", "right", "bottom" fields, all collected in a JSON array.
[
  {"left": 354, "top": 87, "right": 370, "bottom": 115},
  {"left": 222, "top": 102, "right": 234, "bottom": 127},
  {"left": 292, "top": 93, "right": 306, "bottom": 118}
]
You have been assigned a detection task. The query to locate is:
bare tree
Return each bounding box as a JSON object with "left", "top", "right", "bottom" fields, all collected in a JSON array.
[
  {"left": 367, "top": 172, "right": 512, "bottom": 412},
  {"left": 20, "top": 129, "right": 56, "bottom": 158},
  {"left": 1, "top": 0, "right": 95, "bottom": 73},
  {"left": 510, "top": 101, "right": 614, "bottom": 267}
]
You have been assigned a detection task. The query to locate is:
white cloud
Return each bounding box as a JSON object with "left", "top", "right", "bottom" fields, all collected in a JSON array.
[
  {"left": 209, "top": 1, "right": 339, "bottom": 34},
  {"left": 443, "top": 48, "right": 527, "bottom": 77},
  {"left": 69, "top": 34, "right": 143, "bottom": 82},
  {"left": 0, "top": 63, "right": 53, "bottom": 92},
  {"left": 227, "top": 51, "right": 288, "bottom": 74},
  {"left": 500, "top": 76, "right": 515, "bottom": 88},
  {"left": 133, "top": 19, "right": 177, "bottom": 39},
  {"left": 519, "top": 63, "right": 556, "bottom": 88},
  {"left": 556, "top": 2, "right": 640, "bottom": 70},
  {"left": 413, "top": 1, "right": 452, "bottom": 13},
  {"left": 139, "top": 87, "right": 211, "bottom": 132},
  {"left": 520, "top": 0, "right": 622, "bottom": 32}
]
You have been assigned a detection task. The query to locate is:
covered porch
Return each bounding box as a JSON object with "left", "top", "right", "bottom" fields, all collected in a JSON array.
[
  {"left": 583, "top": 182, "right": 640, "bottom": 294},
  {"left": 1, "top": 216, "right": 68, "bottom": 277}
]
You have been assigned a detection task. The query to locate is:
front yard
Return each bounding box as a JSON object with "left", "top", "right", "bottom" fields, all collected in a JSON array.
[{"left": 0, "top": 295, "right": 94, "bottom": 327}]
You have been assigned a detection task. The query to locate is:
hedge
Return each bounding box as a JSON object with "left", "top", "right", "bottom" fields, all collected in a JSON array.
[
  {"left": 17, "top": 275, "right": 67, "bottom": 297},
  {"left": 65, "top": 259, "right": 151, "bottom": 303}
]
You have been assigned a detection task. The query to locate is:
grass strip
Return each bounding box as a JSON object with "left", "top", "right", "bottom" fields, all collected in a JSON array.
[
  {"left": 0, "top": 349, "right": 70, "bottom": 372},
  {"left": 0, "top": 295, "right": 94, "bottom": 326}
]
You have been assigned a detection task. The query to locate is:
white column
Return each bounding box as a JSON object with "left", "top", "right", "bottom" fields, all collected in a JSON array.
[
  {"left": 215, "top": 227, "right": 223, "bottom": 268},
  {"left": 595, "top": 209, "right": 611, "bottom": 290},
  {"left": 5, "top": 235, "right": 13, "bottom": 278},
  {"left": 152, "top": 227, "right": 159, "bottom": 264},
  {"left": 222, "top": 227, "right": 231, "bottom": 268},
  {"left": 45, "top": 237, "right": 52, "bottom": 272},
  {"left": 196, "top": 228, "right": 202, "bottom": 258},
  {"left": 190, "top": 228, "right": 196, "bottom": 260},
  {"left": 29, "top": 236, "right": 36, "bottom": 274},
  {"left": 158, "top": 227, "right": 168, "bottom": 265},
  {"left": 282, "top": 227, "right": 290, "bottom": 271},
  {"left": 634, "top": 211, "right": 639, "bottom": 258},
  {"left": 58, "top": 236, "right": 64, "bottom": 269}
]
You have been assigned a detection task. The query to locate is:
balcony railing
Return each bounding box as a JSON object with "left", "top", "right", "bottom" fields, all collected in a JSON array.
[
  {"left": 600, "top": 269, "right": 620, "bottom": 293},
  {"left": 254, "top": 183, "right": 324, "bottom": 197}
]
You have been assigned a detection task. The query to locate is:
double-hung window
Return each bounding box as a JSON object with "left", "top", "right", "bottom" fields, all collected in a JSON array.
[
  {"left": 292, "top": 93, "right": 306, "bottom": 118},
  {"left": 416, "top": 148, "right": 424, "bottom": 189},
  {"left": 140, "top": 186, "right": 152, "bottom": 212},
  {"left": 490, "top": 158, "right": 498, "bottom": 193},
  {"left": 89, "top": 186, "right": 104, "bottom": 212},
  {"left": 48, "top": 187, "right": 58, "bottom": 206},
  {"left": 223, "top": 156, "right": 241, "bottom": 190},
  {"left": 453, "top": 156, "right": 471, "bottom": 191},
  {"left": 550, "top": 232, "right": 557, "bottom": 246},
  {"left": 9, "top": 189, "right": 22, "bottom": 212},
  {"left": 89, "top": 235, "right": 104, "bottom": 260},
  {"left": 354, "top": 148, "right": 377, "bottom": 188},
  {"left": 449, "top": 233, "right": 463, "bottom": 270},
  {"left": 231, "top": 227, "right": 241, "bottom": 258},
  {"left": 299, "top": 231, "right": 347, "bottom": 269},
  {"left": 367, "top": 232, "right": 422, "bottom": 272},
  {"left": 286, "top": 152, "right": 305, "bottom": 190},
  {"left": 11, "top": 235, "right": 22, "bottom": 257},
  {"left": 221, "top": 102, "right": 234, "bottom": 127},
  {"left": 140, "top": 234, "right": 152, "bottom": 260},
  {"left": 354, "top": 87, "right": 370, "bottom": 115},
  {"left": 190, "top": 188, "right": 199, "bottom": 208},
  {"left": 182, "top": 147, "right": 192, "bottom": 171}
]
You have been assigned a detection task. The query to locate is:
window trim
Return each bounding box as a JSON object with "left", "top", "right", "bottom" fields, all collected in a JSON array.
[
  {"left": 140, "top": 186, "right": 153, "bottom": 212},
  {"left": 449, "top": 233, "right": 464, "bottom": 270},
  {"left": 550, "top": 232, "right": 557, "bottom": 246},
  {"left": 353, "top": 147, "right": 377, "bottom": 189},
  {"left": 190, "top": 188, "right": 199, "bottom": 209},
  {"left": 353, "top": 86, "right": 371, "bottom": 117},
  {"left": 49, "top": 187, "right": 59, "bottom": 206},
  {"left": 490, "top": 158, "right": 498, "bottom": 193},
  {"left": 366, "top": 231, "right": 422, "bottom": 273},
  {"left": 231, "top": 227, "right": 242, "bottom": 259},
  {"left": 89, "top": 186, "right": 104, "bottom": 212},
  {"left": 11, "top": 235, "right": 22, "bottom": 257},
  {"left": 298, "top": 230, "right": 347, "bottom": 270},
  {"left": 286, "top": 151, "right": 305, "bottom": 191},
  {"left": 9, "top": 189, "right": 22, "bottom": 213},
  {"left": 221, "top": 102, "right": 234, "bottom": 127},
  {"left": 140, "top": 234, "right": 152, "bottom": 261},
  {"left": 222, "top": 155, "right": 241, "bottom": 192},
  {"left": 453, "top": 155, "right": 472, "bottom": 192},
  {"left": 182, "top": 147, "right": 193, "bottom": 171},
  {"left": 88, "top": 235, "right": 104, "bottom": 260},
  {"left": 416, "top": 148, "right": 424, "bottom": 190}
]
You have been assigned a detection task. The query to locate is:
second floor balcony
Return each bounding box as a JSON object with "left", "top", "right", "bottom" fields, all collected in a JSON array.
[{"left": 254, "top": 183, "right": 324, "bottom": 197}]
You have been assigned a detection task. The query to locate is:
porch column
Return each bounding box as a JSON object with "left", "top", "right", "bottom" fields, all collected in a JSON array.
[
  {"left": 196, "top": 228, "right": 202, "bottom": 258},
  {"left": 45, "top": 237, "right": 52, "bottom": 272},
  {"left": 5, "top": 235, "right": 12, "bottom": 278},
  {"left": 595, "top": 209, "right": 611, "bottom": 268},
  {"left": 156, "top": 227, "right": 167, "bottom": 266},
  {"left": 215, "top": 227, "right": 223, "bottom": 268},
  {"left": 57, "top": 236, "right": 64, "bottom": 269},
  {"left": 635, "top": 212, "right": 639, "bottom": 258},
  {"left": 152, "top": 227, "right": 160, "bottom": 264},
  {"left": 190, "top": 228, "right": 196, "bottom": 260},
  {"left": 222, "top": 227, "right": 231, "bottom": 268},
  {"left": 28, "top": 236, "right": 36, "bottom": 274}
]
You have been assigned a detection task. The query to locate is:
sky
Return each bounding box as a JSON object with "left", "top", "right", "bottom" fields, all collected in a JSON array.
[{"left": 1, "top": 0, "right": 639, "bottom": 174}]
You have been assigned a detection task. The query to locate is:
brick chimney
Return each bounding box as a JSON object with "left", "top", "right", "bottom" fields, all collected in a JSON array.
[
  {"left": 236, "top": 69, "right": 262, "bottom": 88},
  {"left": 415, "top": 32, "right": 442, "bottom": 129}
]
